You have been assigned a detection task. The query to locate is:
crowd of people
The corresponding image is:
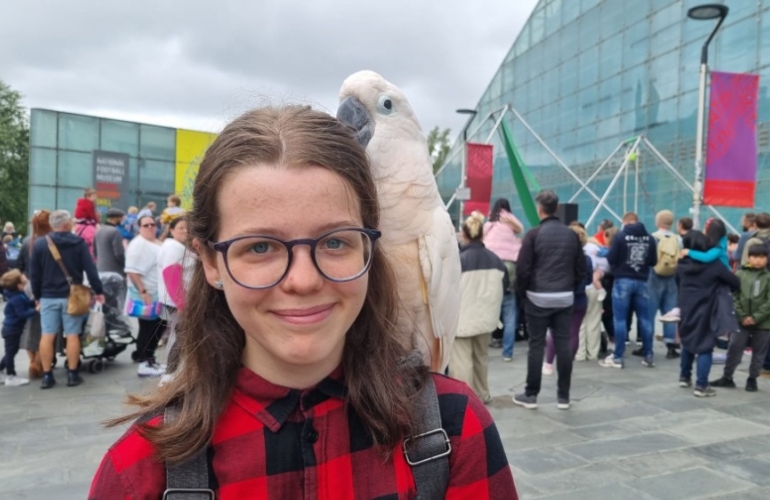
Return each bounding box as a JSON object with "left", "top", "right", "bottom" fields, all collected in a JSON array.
[
  {"left": 448, "top": 191, "right": 770, "bottom": 410},
  {"left": 0, "top": 190, "right": 192, "bottom": 388}
]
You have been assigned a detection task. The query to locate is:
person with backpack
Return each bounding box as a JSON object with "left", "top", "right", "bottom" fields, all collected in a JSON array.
[
  {"left": 648, "top": 210, "right": 682, "bottom": 359},
  {"left": 88, "top": 106, "right": 517, "bottom": 499},
  {"left": 733, "top": 212, "right": 758, "bottom": 264},
  {"left": 740, "top": 212, "right": 770, "bottom": 267}
]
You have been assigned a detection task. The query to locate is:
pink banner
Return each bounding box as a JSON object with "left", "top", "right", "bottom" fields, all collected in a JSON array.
[
  {"left": 704, "top": 71, "right": 759, "bottom": 208},
  {"left": 464, "top": 143, "right": 493, "bottom": 216}
]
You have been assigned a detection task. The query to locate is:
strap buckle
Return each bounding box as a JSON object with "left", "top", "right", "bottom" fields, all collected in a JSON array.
[
  {"left": 162, "top": 488, "right": 216, "bottom": 500},
  {"left": 402, "top": 428, "right": 452, "bottom": 466}
]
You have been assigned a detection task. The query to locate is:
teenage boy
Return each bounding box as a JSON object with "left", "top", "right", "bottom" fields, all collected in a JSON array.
[{"left": 711, "top": 244, "right": 770, "bottom": 392}]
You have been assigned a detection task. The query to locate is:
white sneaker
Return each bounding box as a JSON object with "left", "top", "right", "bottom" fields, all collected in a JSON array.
[
  {"left": 659, "top": 308, "right": 681, "bottom": 323},
  {"left": 5, "top": 375, "right": 30, "bottom": 387},
  {"left": 599, "top": 356, "right": 624, "bottom": 369},
  {"left": 138, "top": 361, "right": 166, "bottom": 378},
  {"left": 542, "top": 363, "right": 554, "bottom": 375}
]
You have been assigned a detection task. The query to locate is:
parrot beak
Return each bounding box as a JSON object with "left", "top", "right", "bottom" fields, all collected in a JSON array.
[{"left": 337, "top": 96, "right": 373, "bottom": 147}]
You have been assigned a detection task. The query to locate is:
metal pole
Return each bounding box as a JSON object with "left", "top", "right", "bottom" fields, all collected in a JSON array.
[
  {"left": 586, "top": 152, "right": 634, "bottom": 229},
  {"left": 509, "top": 107, "right": 624, "bottom": 221},
  {"left": 569, "top": 141, "right": 625, "bottom": 202},
  {"left": 634, "top": 151, "right": 639, "bottom": 214},
  {"left": 692, "top": 62, "right": 708, "bottom": 229},
  {"left": 623, "top": 149, "right": 629, "bottom": 213},
  {"left": 459, "top": 129, "right": 467, "bottom": 230},
  {"left": 485, "top": 105, "right": 510, "bottom": 144}
]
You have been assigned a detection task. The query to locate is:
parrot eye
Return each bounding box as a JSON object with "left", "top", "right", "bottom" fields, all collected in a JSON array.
[{"left": 377, "top": 95, "right": 394, "bottom": 115}]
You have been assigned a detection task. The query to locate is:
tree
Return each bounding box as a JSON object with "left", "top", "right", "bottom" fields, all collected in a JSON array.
[
  {"left": 0, "top": 80, "right": 29, "bottom": 235},
  {"left": 427, "top": 126, "right": 452, "bottom": 174}
]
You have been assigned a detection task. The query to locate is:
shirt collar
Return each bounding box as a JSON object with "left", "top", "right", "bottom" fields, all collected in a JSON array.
[{"left": 232, "top": 366, "right": 347, "bottom": 432}]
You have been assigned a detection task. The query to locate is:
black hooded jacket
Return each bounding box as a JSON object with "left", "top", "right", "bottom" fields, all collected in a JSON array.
[
  {"left": 30, "top": 231, "right": 103, "bottom": 299},
  {"left": 677, "top": 257, "right": 740, "bottom": 354},
  {"left": 607, "top": 222, "right": 657, "bottom": 281}
]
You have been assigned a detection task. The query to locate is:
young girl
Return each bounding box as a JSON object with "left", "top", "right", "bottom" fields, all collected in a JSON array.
[
  {"left": 89, "top": 106, "right": 517, "bottom": 499},
  {"left": 1, "top": 269, "right": 37, "bottom": 386},
  {"left": 677, "top": 224, "right": 740, "bottom": 397},
  {"left": 74, "top": 187, "right": 101, "bottom": 256}
]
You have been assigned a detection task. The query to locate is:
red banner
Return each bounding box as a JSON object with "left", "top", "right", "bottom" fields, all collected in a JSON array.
[
  {"left": 464, "top": 143, "right": 493, "bottom": 216},
  {"left": 704, "top": 71, "right": 759, "bottom": 207}
]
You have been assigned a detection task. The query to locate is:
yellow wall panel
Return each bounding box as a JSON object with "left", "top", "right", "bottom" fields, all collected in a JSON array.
[{"left": 175, "top": 129, "right": 218, "bottom": 210}]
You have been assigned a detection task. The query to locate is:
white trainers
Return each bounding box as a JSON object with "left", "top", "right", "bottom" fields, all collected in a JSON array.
[
  {"left": 5, "top": 375, "right": 30, "bottom": 387},
  {"left": 542, "top": 363, "right": 554, "bottom": 375},
  {"left": 659, "top": 307, "right": 681, "bottom": 323},
  {"left": 599, "top": 356, "right": 624, "bottom": 369},
  {"left": 137, "top": 360, "right": 166, "bottom": 378}
]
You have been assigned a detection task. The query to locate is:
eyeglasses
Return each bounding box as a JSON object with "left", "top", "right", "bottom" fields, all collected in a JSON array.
[
  {"left": 141, "top": 223, "right": 156, "bottom": 228},
  {"left": 208, "top": 227, "right": 381, "bottom": 289}
]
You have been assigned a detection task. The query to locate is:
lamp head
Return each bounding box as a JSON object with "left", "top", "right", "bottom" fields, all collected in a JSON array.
[
  {"left": 456, "top": 109, "right": 477, "bottom": 115},
  {"left": 687, "top": 4, "right": 729, "bottom": 21}
]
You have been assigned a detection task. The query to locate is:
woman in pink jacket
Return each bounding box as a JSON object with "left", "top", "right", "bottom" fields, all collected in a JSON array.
[{"left": 483, "top": 198, "right": 524, "bottom": 361}]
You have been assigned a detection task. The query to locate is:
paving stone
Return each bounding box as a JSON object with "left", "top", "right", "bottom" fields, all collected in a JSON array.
[
  {"left": 502, "top": 429, "right": 585, "bottom": 451},
  {"left": 706, "top": 456, "right": 770, "bottom": 487},
  {"left": 666, "top": 418, "right": 770, "bottom": 445},
  {"left": 533, "top": 482, "right": 657, "bottom": 500},
  {"left": 563, "top": 432, "right": 692, "bottom": 462},
  {"left": 616, "top": 409, "right": 731, "bottom": 433},
  {"left": 689, "top": 434, "right": 770, "bottom": 461},
  {"left": 625, "top": 467, "right": 753, "bottom": 500},
  {"left": 524, "top": 463, "right": 632, "bottom": 495},
  {"left": 613, "top": 450, "right": 708, "bottom": 478},
  {"left": 506, "top": 448, "right": 588, "bottom": 475}
]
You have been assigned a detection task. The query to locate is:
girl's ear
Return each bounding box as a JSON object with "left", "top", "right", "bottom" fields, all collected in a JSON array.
[{"left": 194, "top": 239, "right": 223, "bottom": 289}]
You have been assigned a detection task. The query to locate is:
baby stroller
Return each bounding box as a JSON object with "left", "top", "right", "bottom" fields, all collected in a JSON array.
[{"left": 79, "top": 272, "right": 136, "bottom": 373}]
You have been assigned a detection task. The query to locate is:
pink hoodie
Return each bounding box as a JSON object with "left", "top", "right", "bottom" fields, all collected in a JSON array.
[{"left": 483, "top": 210, "right": 523, "bottom": 262}]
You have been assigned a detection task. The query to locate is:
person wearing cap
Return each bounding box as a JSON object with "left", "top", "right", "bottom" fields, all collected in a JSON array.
[{"left": 94, "top": 208, "right": 133, "bottom": 339}]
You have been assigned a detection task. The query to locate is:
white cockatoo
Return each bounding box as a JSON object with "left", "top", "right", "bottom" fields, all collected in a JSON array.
[{"left": 337, "top": 70, "right": 461, "bottom": 372}]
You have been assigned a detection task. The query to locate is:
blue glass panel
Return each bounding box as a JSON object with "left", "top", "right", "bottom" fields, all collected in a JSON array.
[
  {"left": 58, "top": 188, "right": 84, "bottom": 214},
  {"left": 542, "top": 67, "right": 560, "bottom": 107},
  {"left": 528, "top": 77, "right": 543, "bottom": 111},
  {"left": 578, "top": 85, "right": 598, "bottom": 124},
  {"left": 581, "top": 0, "right": 601, "bottom": 12},
  {"left": 139, "top": 159, "right": 175, "bottom": 195},
  {"left": 30, "top": 148, "right": 56, "bottom": 185},
  {"left": 579, "top": 10, "right": 600, "bottom": 51},
  {"left": 559, "top": 19, "right": 579, "bottom": 63},
  {"left": 100, "top": 119, "right": 139, "bottom": 157},
  {"left": 139, "top": 125, "right": 176, "bottom": 161},
  {"left": 578, "top": 45, "right": 599, "bottom": 90},
  {"left": 651, "top": 22, "right": 682, "bottom": 54},
  {"left": 650, "top": 50, "right": 680, "bottom": 102},
  {"left": 624, "top": 20, "right": 650, "bottom": 67},
  {"left": 527, "top": 43, "right": 544, "bottom": 81},
  {"left": 29, "top": 186, "right": 57, "bottom": 214},
  {"left": 624, "top": 1, "right": 651, "bottom": 29},
  {"left": 515, "top": 22, "right": 531, "bottom": 56},
  {"left": 30, "top": 109, "right": 57, "bottom": 148},
  {"left": 599, "top": 75, "right": 622, "bottom": 119},
  {"left": 545, "top": 0, "right": 562, "bottom": 37},
  {"left": 679, "top": 40, "right": 701, "bottom": 94},
  {"left": 599, "top": 33, "right": 623, "bottom": 80},
  {"left": 58, "top": 151, "right": 93, "bottom": 188},
  {"left": 561, "top": 56, "right": 579, "bottom": 97},
  {"left": 530, "top": 6, "right": 545, "bottom": 47},
  {"left": 762, "top": 8, "right": 770, "bottom": 67},
  {"left": 58, "top": 113, "right": 99, "bottom": 152},
  {"left": 757, "top": 65, "right": 770, "bottom": 123},
  {"left": 677, "top": 90, "right": 698, "bottom": 139},
  {"left": 652, "top": 1, "right": 682, "bottom": 33},
  {"left": 621, "top": 64, "right": 648, "bottom": 113},
  {"left": 600, "top": 1, "right": 625, "bottom": 40},
  {"left": 715, "top": 16, "right": 759, "bottom": 73},
  {"left": 562, "top": 0, "right": 581, "bottom": 26}
]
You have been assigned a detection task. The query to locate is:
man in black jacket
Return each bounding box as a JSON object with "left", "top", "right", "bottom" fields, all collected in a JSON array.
[
  {"left": 513, "top": 190, "right": 586, "bottom": 410},
  {"left": 30, "top": 210, "right": 104, "bottom": 389},
  {"left": 600, "top": 212, "right": 657, "bottom": 369}
]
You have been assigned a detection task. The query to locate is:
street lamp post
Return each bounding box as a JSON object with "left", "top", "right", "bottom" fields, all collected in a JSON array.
[
  {"left": 688, "top": 3, "right": 729, "bottom": 229},
  {"left": 456, "top": 108, "right": 478, "bottom": 229}
]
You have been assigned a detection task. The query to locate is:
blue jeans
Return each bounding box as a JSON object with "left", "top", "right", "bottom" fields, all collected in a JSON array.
[
  {"left": 612, "top": 278, "right": 653, "bottom": 360},
  {"left": 765, "top": 346, "right": 770, "bottom": 370},
  {"left": 501, "top": 293, "right": 517, "bottom": 358},
  {"left": 680, "top": 349, "right": 713, "bottom": 388},
  {"left": 648, "top": 273, "right": 677, "bottom": 343}
]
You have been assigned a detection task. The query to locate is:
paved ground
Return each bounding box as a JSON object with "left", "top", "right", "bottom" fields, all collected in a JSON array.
[{"left": 1, "top": 319, "right": 769, "bottom": 499}]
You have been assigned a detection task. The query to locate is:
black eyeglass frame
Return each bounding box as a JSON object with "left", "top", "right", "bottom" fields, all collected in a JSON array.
[{"left": 207, "top": 227, "right": 382, "bottom": 290}]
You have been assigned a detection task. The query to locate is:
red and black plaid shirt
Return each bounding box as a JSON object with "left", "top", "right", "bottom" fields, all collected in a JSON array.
[{"left": 89, "top": 367, "right": 518, "bottom": 499}]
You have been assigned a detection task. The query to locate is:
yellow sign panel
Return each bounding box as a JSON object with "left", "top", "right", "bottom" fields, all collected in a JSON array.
[{"left": 175, "top": 129, "right": 218, "bottom": 210}]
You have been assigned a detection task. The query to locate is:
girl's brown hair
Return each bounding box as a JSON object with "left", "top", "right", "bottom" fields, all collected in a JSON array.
[
  {"left": 109, "top": 106, "right": 427, "bottom": 463},
  {"left": 84, "top": 187, "right": 97, "bottom": 197}
]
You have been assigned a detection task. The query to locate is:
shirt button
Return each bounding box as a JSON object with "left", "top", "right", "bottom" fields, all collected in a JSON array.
[{"left": 306, "top": 429, "right": 319, "bottom": 443}]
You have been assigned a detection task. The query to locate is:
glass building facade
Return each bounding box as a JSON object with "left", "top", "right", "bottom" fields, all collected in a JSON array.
[
  {"left": 437, "top": 0, "right": 770, "bottom": 230},
  {"left": 28, "top": 109, "right": 216, "bottom": 218}
]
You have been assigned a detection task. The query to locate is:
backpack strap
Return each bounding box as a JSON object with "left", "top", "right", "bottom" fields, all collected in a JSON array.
[
  {"left": 402, "top": 375, "right": 451, "bottom": 499},
  {"left": 162, "top": 406, "right": 214, "bottom": 500},
  {"left": 45, "top": 235, "right": 73, "bottom": 285}
]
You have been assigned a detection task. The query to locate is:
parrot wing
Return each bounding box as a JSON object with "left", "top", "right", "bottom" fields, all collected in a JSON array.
[{"left": 418, "top": 205, "right": 461, "bottom": 371}]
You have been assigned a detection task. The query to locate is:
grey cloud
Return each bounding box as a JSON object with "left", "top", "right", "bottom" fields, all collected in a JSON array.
[{"left": 1, "top": 0, "right": 537, "bottom": 136}]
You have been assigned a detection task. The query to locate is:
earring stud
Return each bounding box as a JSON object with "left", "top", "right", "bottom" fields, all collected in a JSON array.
[{"left": 215, "top": 280, "right": 223, "bottom": 289}]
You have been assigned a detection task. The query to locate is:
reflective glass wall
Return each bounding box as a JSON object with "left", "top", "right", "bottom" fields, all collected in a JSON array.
[
  {"left": 29, "top": 109, "right": 177, "bottom": 217},
  {"left": 437, "top": 0, "right": 770, "bottom": 231}
]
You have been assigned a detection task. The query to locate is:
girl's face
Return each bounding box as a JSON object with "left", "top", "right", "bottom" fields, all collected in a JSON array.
[
  {"left": 88, "top": 193, "right": 98, "bottom": 201},
  {"left": 170, "top": 220, "right": 188, "bottom": 242},
  {"left": 201, "top": 165, "right": 369, "bottom": 384}
]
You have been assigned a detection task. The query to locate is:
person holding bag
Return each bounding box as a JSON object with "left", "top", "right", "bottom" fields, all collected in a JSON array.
[
  {"left": 125, "top": 214, "right": 165, "bottom": 378},
  {"left": 30, "top": 210, "right": 104, "bottom": 389}
]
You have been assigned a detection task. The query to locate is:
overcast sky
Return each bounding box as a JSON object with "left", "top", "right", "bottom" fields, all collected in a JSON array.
[{"left": 2, "top": 0, "right": 538, "bottom": 141}]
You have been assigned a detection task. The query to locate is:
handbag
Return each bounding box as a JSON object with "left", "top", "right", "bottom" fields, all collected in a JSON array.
[
  {"left": 86, "top": 304, "right": 106, "bottom": 339},
  {"left": 46, "top": 236, "right": 91, "bottom": 316},
  {"left": 125, "top": 286, "right": 161, "bottom": 320}
]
